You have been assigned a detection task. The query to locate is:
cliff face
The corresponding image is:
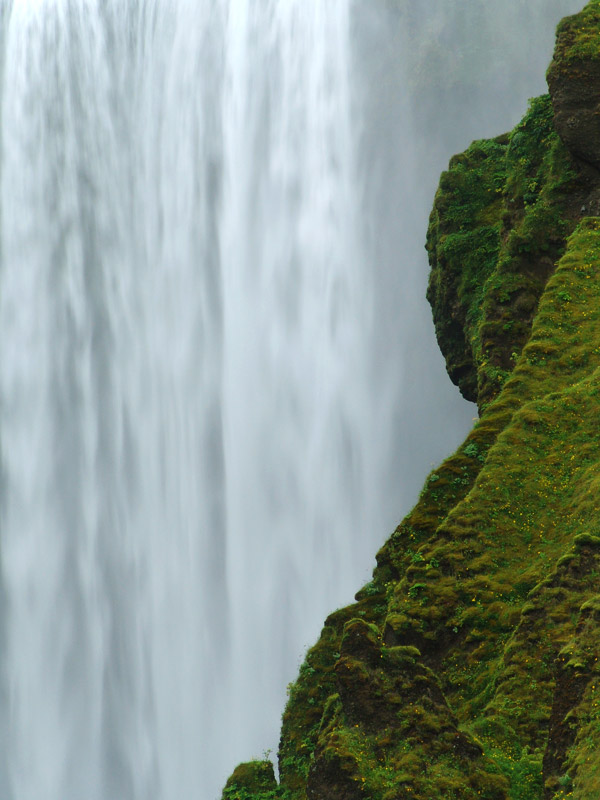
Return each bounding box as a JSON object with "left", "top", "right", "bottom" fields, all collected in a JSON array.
[{"left": 222, "top": 3, "right": 600, "bottom": 799}]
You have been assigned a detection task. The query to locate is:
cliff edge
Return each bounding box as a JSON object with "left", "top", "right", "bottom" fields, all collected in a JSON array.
[{"left": 223, "top": 3, "right": 600, "bottom": 798}]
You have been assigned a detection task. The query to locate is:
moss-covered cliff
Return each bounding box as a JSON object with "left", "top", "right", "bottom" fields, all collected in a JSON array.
[{"left": 223, "top": 3, "right": 600, "bottom": 798}]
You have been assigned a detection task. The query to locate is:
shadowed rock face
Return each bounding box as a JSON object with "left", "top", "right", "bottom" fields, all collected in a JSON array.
[
  {"left": 547, "top": 3, "right": 600, "bottom": 175},
  {"left": 548, "top": 60, "right": 600, "bottom": 172}
]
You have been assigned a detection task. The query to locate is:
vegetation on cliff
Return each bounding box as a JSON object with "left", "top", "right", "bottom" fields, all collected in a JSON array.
[
  {"left": 427, "top": 93, "right": 581, "bottom": 409},
  {"left": 223, "top": 3, "right": 600, "bottom": 798}
]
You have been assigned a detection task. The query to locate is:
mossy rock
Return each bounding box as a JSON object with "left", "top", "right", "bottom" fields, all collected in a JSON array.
[
  {"left": 222, "top": 761, "right": 279, "bottom": 800},
  {"left": 307, "top": 618, "right": 506, "bottom": 800},
  {"left": 548, "top": 0, "right": 600, "bottom": 174},
  {"left": 427, "top": 93, "right": 583, "bottom": 411}
]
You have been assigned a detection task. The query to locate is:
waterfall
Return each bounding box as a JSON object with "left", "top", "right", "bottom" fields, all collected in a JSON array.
[{"left": 0, "top": 1, "right": 583, "bottom": 799}]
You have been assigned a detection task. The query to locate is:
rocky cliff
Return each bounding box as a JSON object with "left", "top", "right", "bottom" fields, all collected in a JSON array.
[{"left": 222, "top": 3, "right": 600, "bottom": 798}]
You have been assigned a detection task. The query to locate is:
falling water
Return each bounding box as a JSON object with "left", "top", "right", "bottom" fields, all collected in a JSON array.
[{"left": 0, "top": 1, "right": 584, "bottom": 799}]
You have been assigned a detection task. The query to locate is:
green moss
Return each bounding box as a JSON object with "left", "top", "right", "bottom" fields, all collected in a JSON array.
[
  {"left": 552, "top": 0, "right": 600, "bottom": 64},
  {"left": 427, "top": 94, "right": 581, "bottom": 410},
  {"left": 307, "top": 619, "right": 507, "bottom": 800},
  {"left": 485, "top": 748, "right": 545, "bottom": 800},
  {"left": 427, "top": 136, "right": 507, "bottom": 402},
  {"left": 278, "top": 595, "right": 390, "bottom": 797},
  {"left": 222, "top": 762, "right": 279, "bottom": 800}
]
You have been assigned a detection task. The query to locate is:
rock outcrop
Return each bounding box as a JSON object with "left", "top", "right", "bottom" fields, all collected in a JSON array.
[
  {"left": 222, "top": 3, "right": 600, "bottom": 798},
  {"left": 547, "top": 3, "right": 600, "bottom": 176}
]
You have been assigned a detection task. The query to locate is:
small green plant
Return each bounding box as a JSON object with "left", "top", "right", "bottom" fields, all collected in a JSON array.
[{"left": 408, "top": 583, "right": 428, "bottom": 599}]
